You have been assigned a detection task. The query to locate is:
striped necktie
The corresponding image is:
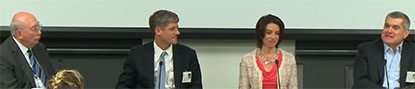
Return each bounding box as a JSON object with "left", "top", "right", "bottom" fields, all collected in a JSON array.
[
  {"left": 156, "top": 52, "right": 167, "bottom": 89},
  {"left": 28, "top": 49, "right": 46, "bottom": 87}
]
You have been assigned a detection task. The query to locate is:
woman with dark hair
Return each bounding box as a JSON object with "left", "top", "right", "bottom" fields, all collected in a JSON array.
[{"left": 239, "top": 14, "right": 298, "bottom": 89}]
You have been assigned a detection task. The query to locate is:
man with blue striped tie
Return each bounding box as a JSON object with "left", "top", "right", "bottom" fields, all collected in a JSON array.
[
  {"left": 0, "top": 12, "right": 56, "bottom": 88},
  {"left": 116, "top": 10, "right": 203, "bottom": 89}
]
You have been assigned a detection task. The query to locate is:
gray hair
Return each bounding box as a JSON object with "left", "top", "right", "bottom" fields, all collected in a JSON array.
[
  {"left": 386, "top": 11, "right": 411, "bottom": 30},
  {"left": 148, "top": 10, "right": 179, "bottom": 33},
  {"left": 9, "top": 21, "right": 22, "bottom": 36}
]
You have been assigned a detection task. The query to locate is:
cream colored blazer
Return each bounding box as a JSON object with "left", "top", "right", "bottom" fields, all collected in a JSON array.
[{"left": 239, "top": 48, "right": 298, "bottom": 89}]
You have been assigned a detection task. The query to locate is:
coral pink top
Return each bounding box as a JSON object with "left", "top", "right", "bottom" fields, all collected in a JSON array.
[{"left": 256, "top": 52, "right": 282, "bottom": 89}]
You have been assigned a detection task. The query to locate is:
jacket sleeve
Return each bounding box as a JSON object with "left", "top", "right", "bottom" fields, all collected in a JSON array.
[
  {"left": 189, "top": 49, "right": 203, "bottom": 88},
  {"left": 116, "top": 50, "right": 139, "bottom": 88},
  {"left": 239, "top": 57, "right": 250, "bottom": 89},
  {"left": 0, "top": 56, "right": 27, "bottom": 88},
  {"left": 287, "top": 56, "right": 298, "bottom": 89},
  {"left": 0, "top": 39, "right": 34, "bottom": 88},
  {"left": 352, "top": 45, "right": 385, "bottom": 89}
]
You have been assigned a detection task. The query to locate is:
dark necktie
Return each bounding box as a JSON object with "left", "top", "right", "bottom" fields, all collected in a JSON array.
[{"left": 28, "top": 49, "right": 46, "bottom": 87}]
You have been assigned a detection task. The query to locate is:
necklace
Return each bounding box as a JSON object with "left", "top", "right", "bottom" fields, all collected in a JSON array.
[{"left": 258, "top": 49, "right": 278, "bottom": 64}]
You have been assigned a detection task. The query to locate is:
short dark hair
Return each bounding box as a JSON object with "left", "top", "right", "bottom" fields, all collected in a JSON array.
[
  {"left": 149, "top": 10, "right": 179, "bottom": 33},
  {"left": 255, "top": 14, "right": 285, "bottom": 48},
  {"left": 386, "top": 11, "right": 411, "bottom": 30}
]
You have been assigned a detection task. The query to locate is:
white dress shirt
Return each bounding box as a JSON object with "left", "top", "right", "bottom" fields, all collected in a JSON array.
[
  {"left": 382, "top": 42, "right": 403, "bottom": 89},
  {"left": 153, "top": 41, "right": 175, "bottom": 89},
  {"left": 12, "top": 37, "right": 45, "bottom": 88}
]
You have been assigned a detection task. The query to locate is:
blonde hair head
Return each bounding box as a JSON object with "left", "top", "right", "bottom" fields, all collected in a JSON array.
[{"left": 47, "top": 69, "right": 85, "bottom": 89}]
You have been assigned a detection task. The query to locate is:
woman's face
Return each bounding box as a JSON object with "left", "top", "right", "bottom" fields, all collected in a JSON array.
[{"left": 262, "top": 23, "right": 280, "bottom": 48}]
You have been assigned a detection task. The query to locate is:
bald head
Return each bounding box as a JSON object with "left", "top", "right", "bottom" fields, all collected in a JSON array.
[
  {"left": 10, "top": 12, "right": 39, "bottom": 36},
  {"left": 12, "top": 12, "right": 37, "bottom": 22}
]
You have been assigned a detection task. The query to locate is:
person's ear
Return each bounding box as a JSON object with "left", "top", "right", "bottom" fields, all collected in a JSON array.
[
  {"left": 155, "top": 27, "right": 162, "bottom": 35},
  {"left": 403, "top": 29, "right": 410, "bottom": 39},
  {"left": 15, "top": 30, "right": 24, "bottom": 39}
]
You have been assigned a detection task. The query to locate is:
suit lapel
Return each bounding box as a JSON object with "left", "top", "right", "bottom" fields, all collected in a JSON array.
[
  {"left": 146, "top": 42, "right": 156, "bottom": 85},
  {"left": 399, "top": 41, "right": 412, "bottom": 87},
  {"left": 8, "top": 37, "right": 36, "bottom": 87},
  {"left": 374, "top": 40, "right": 386, "bottom": 83},
  {"left": 173, "top": 45, "right": 183, "bottom": 87}
]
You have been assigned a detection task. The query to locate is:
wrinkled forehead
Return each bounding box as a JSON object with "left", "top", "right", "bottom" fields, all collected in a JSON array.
[
  {"left": 385, "top": 17, "right": 404, "bottom": 25},
  {"left": 14, "top": 14, "right": 39, "bottom": 27}
]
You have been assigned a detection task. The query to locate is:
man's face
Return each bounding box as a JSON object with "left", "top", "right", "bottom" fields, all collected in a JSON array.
[
  {"left": 381, "top": 17, "right": 409, "bottom": 47},
  {"left": 15, "top": 17, "right": 42, "bottom": 48},
  {"left": 157, "top": 22, "right": 180, "bottom": 45}
]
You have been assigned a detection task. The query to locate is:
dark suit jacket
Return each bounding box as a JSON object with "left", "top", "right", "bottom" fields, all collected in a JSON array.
[
  {"left": 116, "top": 42, "right": 203, "bottom": 89},
  {"left": 353, "top": 39, "right": 415, "bottom": 89},
  {"left": 0, "top": 36, "right": 56, "bottom": 88}
]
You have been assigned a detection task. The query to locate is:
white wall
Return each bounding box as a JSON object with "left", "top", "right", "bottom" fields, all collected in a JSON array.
[
  {"left": 1, "top": 0, "right": 414, "bottom": 29},
  {"left": 144, "top": 39, "right": 295, "bottom": 88}
]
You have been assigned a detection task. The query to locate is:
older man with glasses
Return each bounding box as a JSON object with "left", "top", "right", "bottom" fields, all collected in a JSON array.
[{"left": 0, "top": 11, "right": 55, "bottom": 88}]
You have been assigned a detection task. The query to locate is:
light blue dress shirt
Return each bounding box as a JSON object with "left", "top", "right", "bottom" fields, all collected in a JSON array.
[{"left": 382, "top": 42, "right": 403, "bottom": 89}]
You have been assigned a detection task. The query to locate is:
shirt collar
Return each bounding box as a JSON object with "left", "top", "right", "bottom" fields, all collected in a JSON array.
[
  {"left": 153, "top": 41, "right": 173, "bottom": 57},
  {"left": 383, "top": 42, "right": 403, "bottom": 53},
  {"left": 12, "top": 36, "right": 29, "bottom": 53}
]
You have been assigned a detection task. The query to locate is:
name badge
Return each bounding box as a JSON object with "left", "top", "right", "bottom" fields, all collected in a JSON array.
[
  {"left": 406, "top": 71, "right": 415, "bottom": 83},
  {"left": 182, "top": 71, "right": 192, "bottom": 83}
]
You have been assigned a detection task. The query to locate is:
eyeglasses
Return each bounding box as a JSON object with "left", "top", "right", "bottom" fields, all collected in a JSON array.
[{"left": 28, "top": 24, "right": 42, "bottom": 32}]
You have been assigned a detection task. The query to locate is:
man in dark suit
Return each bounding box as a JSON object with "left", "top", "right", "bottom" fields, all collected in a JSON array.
[
  {"left": 353, "top": 11, "right": 415, "bottom": 89},
  {"left": 0, "top": 12, "right": 55, "bottom": 88},
  {"left": 116, "top": 10, "right": 203, "bottom": 89}
]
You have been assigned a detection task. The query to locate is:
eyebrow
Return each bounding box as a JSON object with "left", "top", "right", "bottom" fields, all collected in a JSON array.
[
  {"left": 266, "top": 29, "right": 279, "bottom": 31},
  {"left": 170, "top": 26, "right": 177, "bottom": 30},
  {"left": 391, "top": 25, "right": 400, "bottom": 27}
]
